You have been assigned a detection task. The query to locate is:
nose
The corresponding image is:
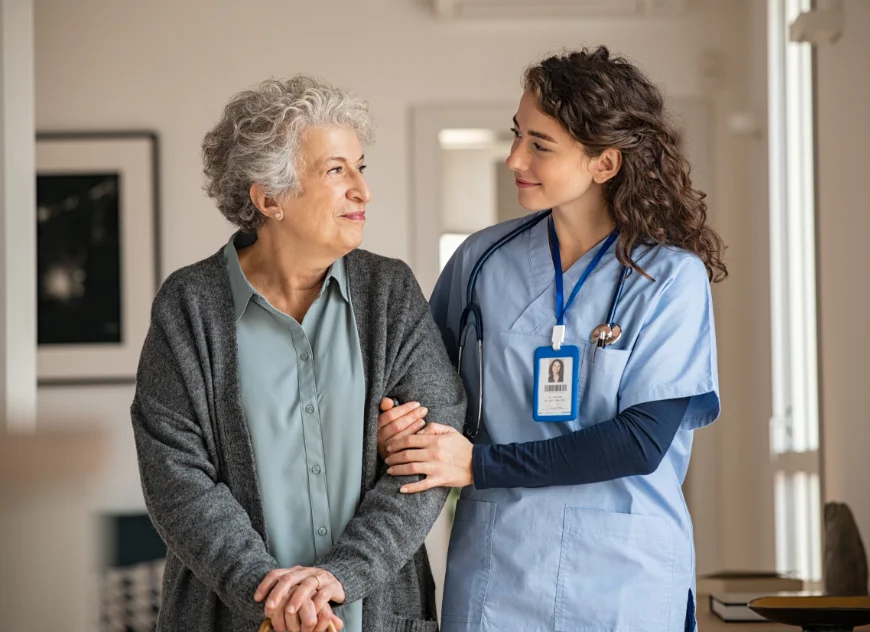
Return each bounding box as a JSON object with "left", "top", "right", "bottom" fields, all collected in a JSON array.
[
  {"left": 505, "top": 142, "right": 527, "bottom": 173},
  {"left": 349, "top": 169, "right": 372, "bottom": 204}
]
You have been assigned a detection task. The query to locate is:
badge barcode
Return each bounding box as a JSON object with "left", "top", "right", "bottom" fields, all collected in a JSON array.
[{"left": 544, "top": 384, "right": 568, "bottom": 392}]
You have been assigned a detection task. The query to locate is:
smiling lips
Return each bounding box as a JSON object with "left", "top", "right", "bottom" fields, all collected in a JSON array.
[
  {"left": 342, "top": 210, "right": 366, "bottom": 221},
  {"left": 515, "top": 178, "right": 540, "bottom": 188}
]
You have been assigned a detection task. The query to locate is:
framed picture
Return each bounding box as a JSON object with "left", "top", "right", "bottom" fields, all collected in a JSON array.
[{"left": 36, "top": 131, "right": 160, "bottom": 385}]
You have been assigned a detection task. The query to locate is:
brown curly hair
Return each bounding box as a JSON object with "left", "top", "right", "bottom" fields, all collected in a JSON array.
[{"left": 524, "top": 46, "right": 727, "bottom": 282}]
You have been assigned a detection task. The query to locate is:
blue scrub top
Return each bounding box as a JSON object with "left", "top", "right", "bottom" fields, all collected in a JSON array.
[{"left": 431, "top": 212, "right": 720, "bottom": 632}]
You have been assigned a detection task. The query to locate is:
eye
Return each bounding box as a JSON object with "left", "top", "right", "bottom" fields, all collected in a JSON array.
[
  {"left": 533, "top": 143, "right": 549, "bottom": 152},
  {"left": 359, "top": 164, "right": 367, "bottom": 173},
  {"left": 510, "top": 126, "right": 520, "bottom": 137},
  {"left": 328, "top": 165, "right": 344, "bottom": 175}
]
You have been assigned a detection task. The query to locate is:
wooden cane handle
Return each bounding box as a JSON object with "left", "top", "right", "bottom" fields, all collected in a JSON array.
[{"left": 259, "top": 620, "right": 337, "bottom": 632}]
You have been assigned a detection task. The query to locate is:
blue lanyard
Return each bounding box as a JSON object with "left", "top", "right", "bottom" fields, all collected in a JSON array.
[{"left": 549, "top": 217, "right": 618, "bottom": 327}]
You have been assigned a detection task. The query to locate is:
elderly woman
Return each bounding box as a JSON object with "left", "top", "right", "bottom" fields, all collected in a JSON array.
[{"left": 130, "top": 76, "right": 464, "bottom": 632}]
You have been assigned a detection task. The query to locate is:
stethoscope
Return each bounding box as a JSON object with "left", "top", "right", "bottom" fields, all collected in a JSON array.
[{"left": 457, "top": 210, "right": 631, "bottom": 438}]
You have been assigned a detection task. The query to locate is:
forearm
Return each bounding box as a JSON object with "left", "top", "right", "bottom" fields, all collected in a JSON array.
[
  {"left": 317, "top": 262, "right": 466, "bottom": 602},
  {"left": 315, "top": 475, "right": 450, "bottom": 603},
  {"left": 132, "top": 396, "right": 277, "bottom": 621},
  {"left": 473, "top": 397, "right": 689, "bottom": 489}
]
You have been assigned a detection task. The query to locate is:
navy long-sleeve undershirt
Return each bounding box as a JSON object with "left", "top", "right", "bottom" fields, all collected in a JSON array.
[{"left": 472, "top": 397, "right": 690, "bottom": 489}]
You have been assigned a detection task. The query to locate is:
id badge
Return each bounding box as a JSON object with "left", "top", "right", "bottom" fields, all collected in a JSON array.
[{"left": 533, "top": 345, "right": 579, "bottom": 422}]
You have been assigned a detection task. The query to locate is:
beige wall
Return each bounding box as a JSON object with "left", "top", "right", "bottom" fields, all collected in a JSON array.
[
  {"left": 31, "top": 0, "right": 775, "bottom": 601},
  {"left": 717, "top": 0, "right": 776, "bottom": 571},
  {"left": 442, "top": 147, "right": 498, "bottom": 233},
  {"left": 816, "top": 0, "right": 870, "bottom": 546},
  {"left": 496, "top": 162, "right": 527, "bottom": 224}
]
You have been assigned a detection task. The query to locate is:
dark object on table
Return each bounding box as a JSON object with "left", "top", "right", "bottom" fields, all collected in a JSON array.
[
  {"left": 748, "top": 595, "right": 870, "bottom": 631},
  {"left": 825, "top": 502, "right": 869, "bottom": 596},
  {"left": 697, "top": 569, "right": 804, "bottom": 596}
]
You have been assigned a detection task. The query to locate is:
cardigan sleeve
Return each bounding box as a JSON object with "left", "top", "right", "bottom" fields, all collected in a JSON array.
[
  {"left": 130, "top": 282, "right": 277, "bottom": 623},
  {"left": 316, "top": 258, "right": 466, "bottom": 603}
]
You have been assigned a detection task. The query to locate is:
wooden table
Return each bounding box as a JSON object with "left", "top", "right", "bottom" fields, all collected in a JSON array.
[{"left": 698, "top": 595, "right": 870, "bottom": 631}]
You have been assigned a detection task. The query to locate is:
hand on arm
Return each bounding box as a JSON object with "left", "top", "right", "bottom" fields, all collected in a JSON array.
[{"left": 376, "top": 398, "right": 428, "bottom": 460}]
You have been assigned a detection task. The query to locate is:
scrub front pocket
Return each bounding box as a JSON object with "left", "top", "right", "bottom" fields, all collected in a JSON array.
[
  {"left": 441, "top": 499, "right": 495, "bottom": 624},
  {"left": 554, "top": 507, "right": 674, "bottom": 632}
]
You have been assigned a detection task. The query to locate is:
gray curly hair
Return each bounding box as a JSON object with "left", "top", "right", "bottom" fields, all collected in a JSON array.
[{"left": 202, "top": 75, "right": 374, "bottom": 232}]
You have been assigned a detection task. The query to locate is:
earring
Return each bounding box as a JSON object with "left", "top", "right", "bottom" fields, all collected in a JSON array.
[{"left": 275, "top": 212, "right": 283, "bottom": 220}]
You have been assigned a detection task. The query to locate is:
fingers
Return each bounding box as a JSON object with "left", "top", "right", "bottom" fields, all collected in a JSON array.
[
  {"left": 265, "top": 573, "right": 305, "bottom": 614},
  {"left": 285, "top": 607, "right": 300, "bottom": 632},
  {"left": 378, "top": 402, "right": 429, "bottom": 459},
  {"left": 330, "top": 612, "right": 345, "bottom": 631},
  {"left": 255, "top": 567, "right": 296, "bottom": 602},
  {"left": 418, "top": 422, "right": 454, "bottom": 435},
  {"left": 270, "top": 595, "right": 290, "bottom": 632},
  {"left": 379, "top": 407, "right": 428, "bottom": 442},
  {"left": 379, "top": 397, "right": 395, "bottom": 412},
  {"left": 311, "top": 582, "right": 345, "bottom": 612},
  {"left": 314, "top": 605, "right": 336, "bottom": 632},
  {"left": 382, "top": 416, "right": 426, "bottom": 447},
  {"left": 298, "top": 599, "right": 318, "bottom": 632},
  {"left": 264, "top": 568, "right": 322, "bottom": 631},
  {"left": 293, "top": 577, "right": 345, "bottom": 632},
  {"left": 385, "top": 447, "right": 434, "bottom": 467},
  {"left": 385, "top": 433, "right": 437, "bottom": 456},
  {"left": 386, "top": 423, "right": 460, "bottom": 455},
  {"left": 377, "top": 401, "right": 422, "bottom": 427},
  {"left": 281, "top": 591, "right": 338, "bottom": 632},
  {"left": 386, "top": 461, "right": 434, "bottom": 477},
  {"left": 398, "top": 476, "right": 441, "bottom": 494}
]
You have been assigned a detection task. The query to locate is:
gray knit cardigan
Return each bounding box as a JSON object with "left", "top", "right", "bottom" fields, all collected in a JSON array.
[{"left": 130, "top": 246, "right": 466, "bottom": 632}]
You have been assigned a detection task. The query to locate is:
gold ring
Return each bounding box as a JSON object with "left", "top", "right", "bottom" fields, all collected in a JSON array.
[{"left": 314, "top": 574, "right": 322, "bottom": 590}]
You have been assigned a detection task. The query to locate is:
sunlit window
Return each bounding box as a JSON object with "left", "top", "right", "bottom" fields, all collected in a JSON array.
[
  {"left": 768, "top": 0, "right": 821, "bottom": 581},
  {"left": 439, "top": 233, "right": 471, "bottom": 272}
]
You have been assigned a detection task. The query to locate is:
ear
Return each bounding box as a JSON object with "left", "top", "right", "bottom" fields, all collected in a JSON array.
[
  {"left": 593, "top": 148, "right": 622, "bottom": 184},
  {"left": 249, "top": 183, "right": 284, "bottom": 220}
]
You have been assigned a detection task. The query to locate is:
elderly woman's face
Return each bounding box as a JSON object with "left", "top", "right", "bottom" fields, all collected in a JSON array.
[{"left": 281, "top": 125, "right": 371, "bottom": 258}]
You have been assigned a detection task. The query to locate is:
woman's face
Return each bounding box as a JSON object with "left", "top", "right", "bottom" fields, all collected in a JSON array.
[
  {"left": 278, "top": 125, "right": 371, "bottom": 260},
  {"left": 552, "top": 360, "right": 563, "bottom": 375},
  {"left": 505, "top": 91, "right": 599, "bottom": 212}
]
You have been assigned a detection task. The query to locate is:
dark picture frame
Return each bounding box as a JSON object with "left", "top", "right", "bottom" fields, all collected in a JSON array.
[{"left": 36, "top": 131, "right": 160, "bottom": 386}]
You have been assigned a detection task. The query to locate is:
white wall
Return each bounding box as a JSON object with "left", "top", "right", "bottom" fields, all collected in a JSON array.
[
  {"left": 816, "top": 0, "right": 870, "bottom": 547},
  {"left": 33, "top": 0, "right": 772, "bottom": 587},
  {"left": 0, "top": 0, "right": 36, "bottom": 430}
]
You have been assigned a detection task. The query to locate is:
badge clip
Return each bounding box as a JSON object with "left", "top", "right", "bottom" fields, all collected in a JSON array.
[{"left": 552, "top": 325, "right": 566, "bottom": 351}]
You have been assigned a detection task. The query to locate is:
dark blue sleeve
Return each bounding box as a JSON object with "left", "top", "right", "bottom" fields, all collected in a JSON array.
[{"left": 472, "top": 397, "right": 690, "bottom": 489}]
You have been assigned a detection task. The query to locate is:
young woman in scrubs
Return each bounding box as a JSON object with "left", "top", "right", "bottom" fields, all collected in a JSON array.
[{"left": 378, "top": 46, "right": 726, "bottom": 632}]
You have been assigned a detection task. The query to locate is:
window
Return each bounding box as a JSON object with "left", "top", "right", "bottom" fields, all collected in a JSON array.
[
  {"left": 767, "top": 0, "right": 822, "bottom": 582},
  {"left": 439, "top": 233, "right": 471, "bottom": 272}
]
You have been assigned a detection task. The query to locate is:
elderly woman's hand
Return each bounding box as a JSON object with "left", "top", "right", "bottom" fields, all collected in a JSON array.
[
  {"left": 255, "top": 567, "right": 345, "bottom": 632},
  {"left": 377, "top": 398, "right": 428, "bottom": 460},
  {"left": 384, "top": 423, "right": 474, "bottom": 493}
]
